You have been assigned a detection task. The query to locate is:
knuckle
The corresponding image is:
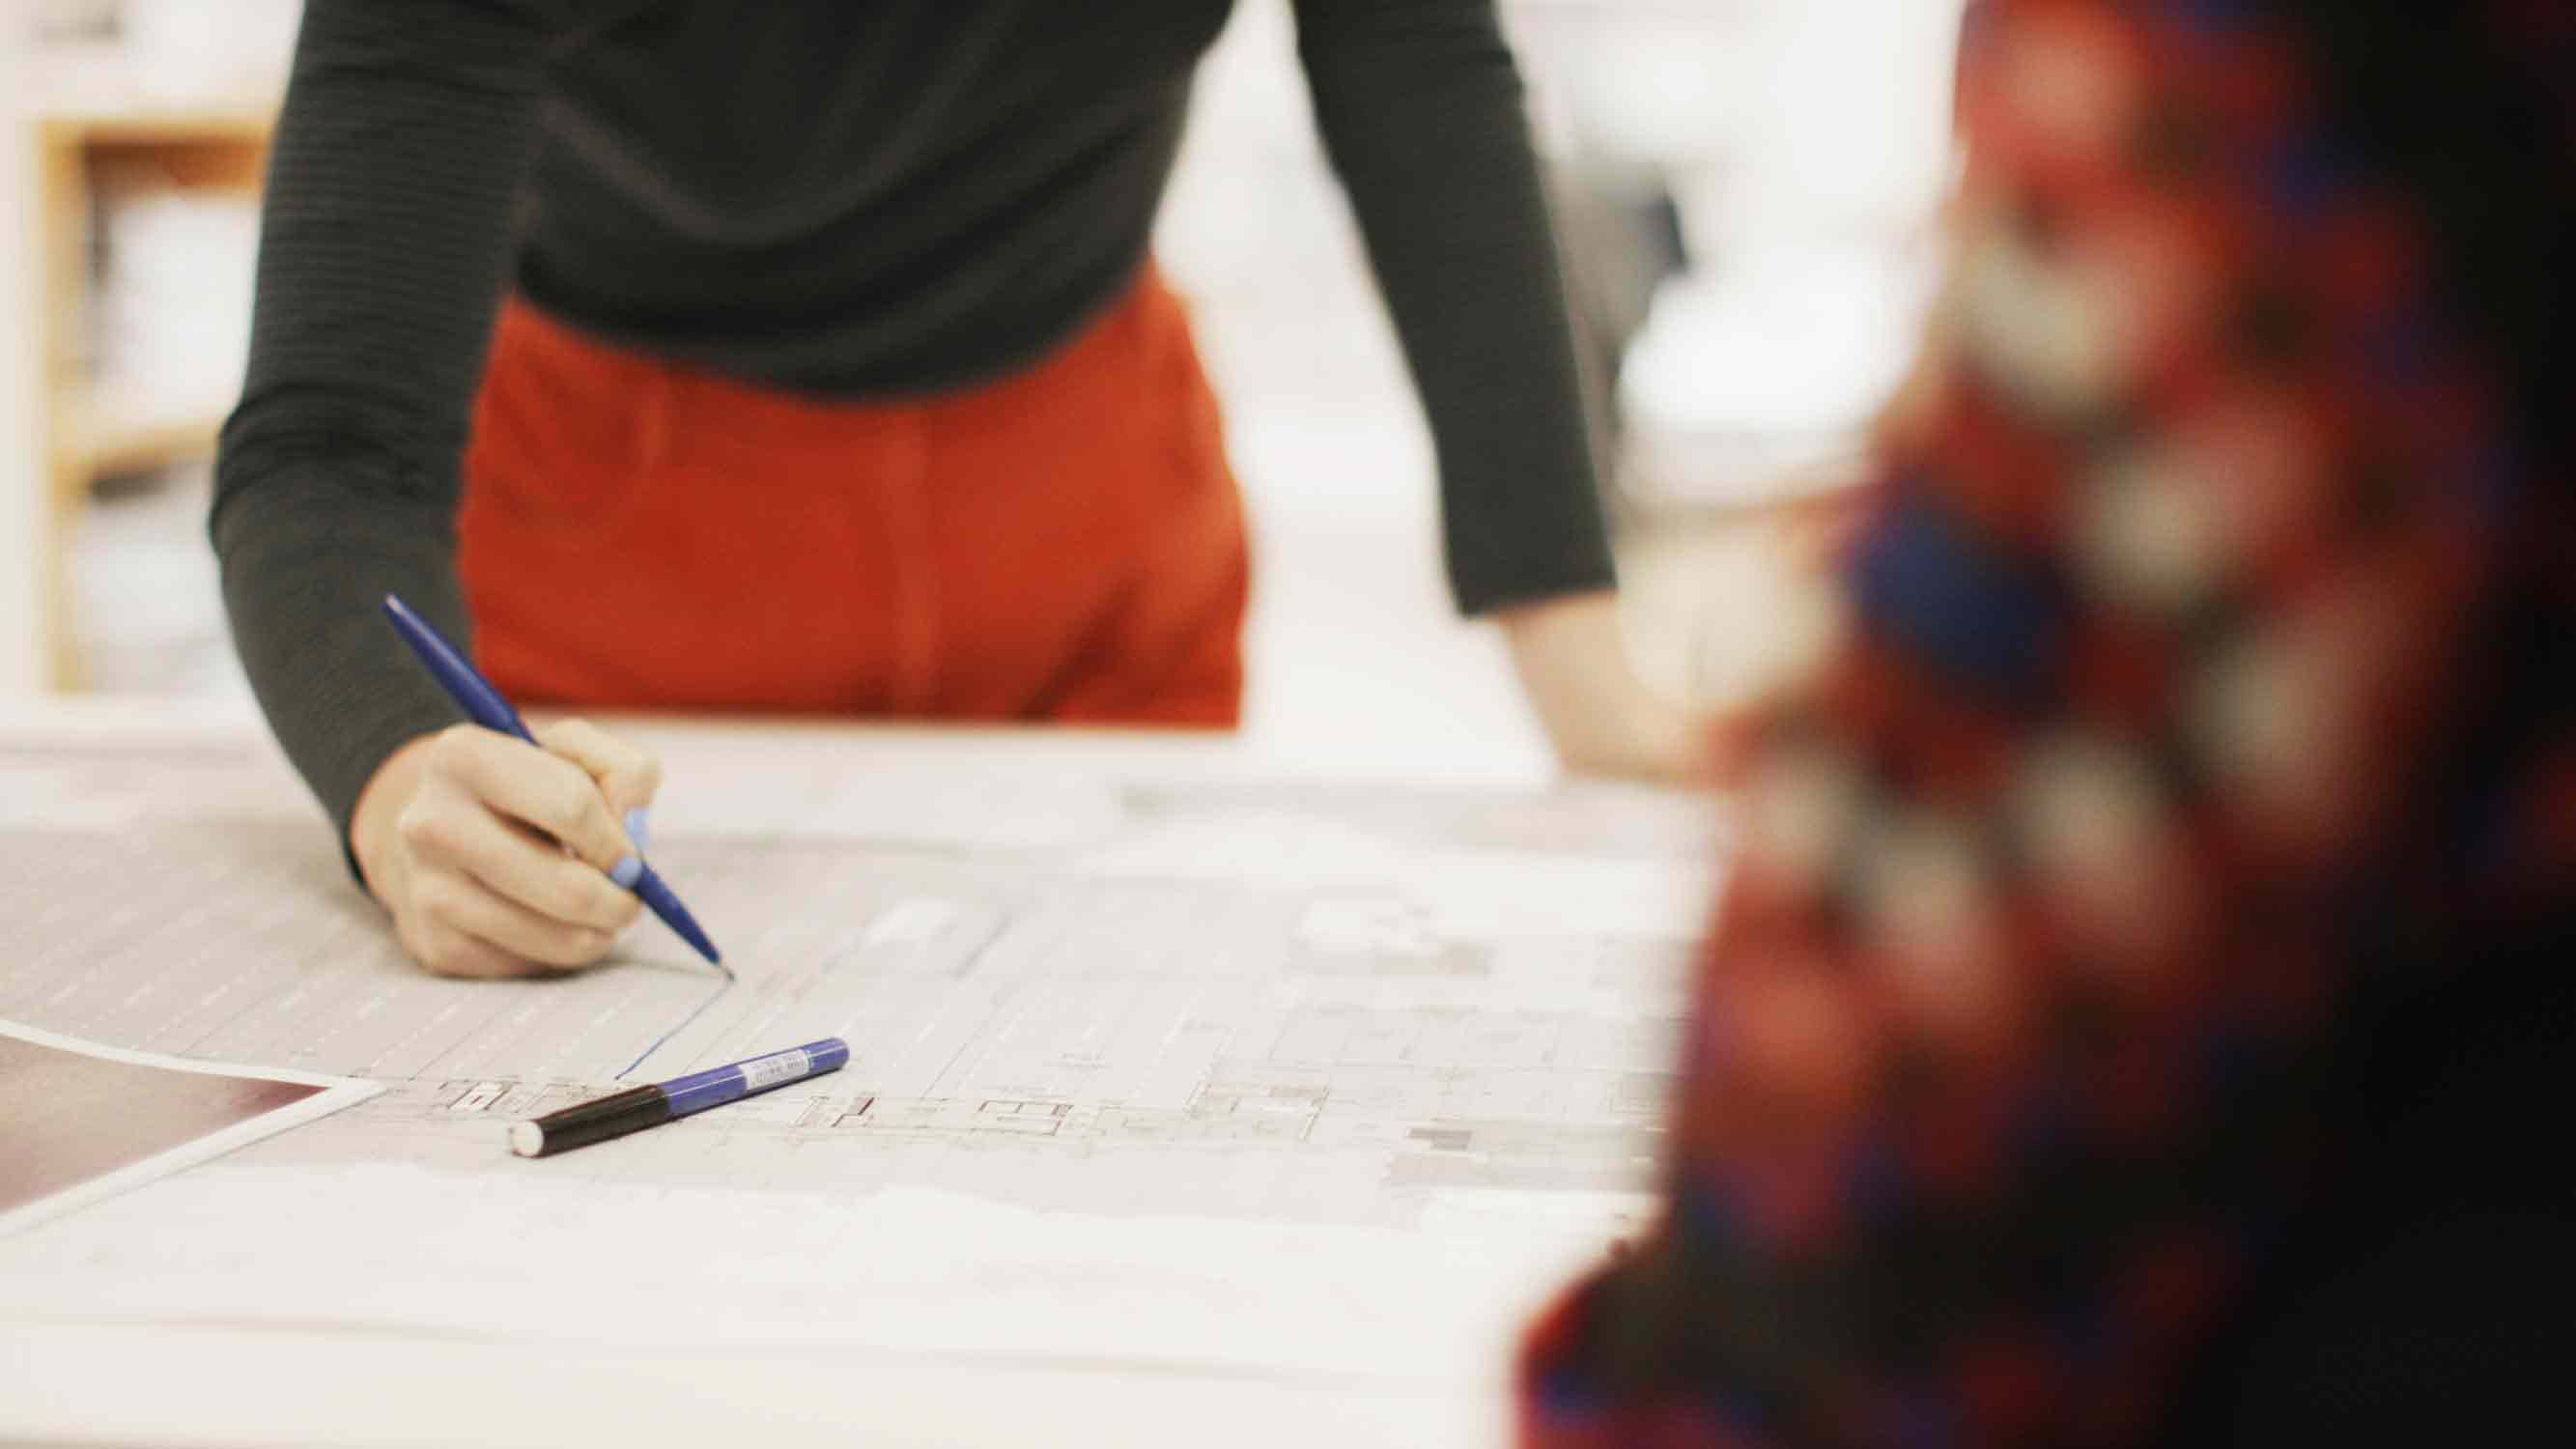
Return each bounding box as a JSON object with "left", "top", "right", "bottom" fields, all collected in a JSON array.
[
  {"left": 538, "top": 867, "right": 613, "bottom": 928},
  {"left": 395, "top": 804, "right": 458, "bottom": 858},
  {"left": 583, "top": 811, "right": 626, "bottom": 864},
  {"left": 412, "top": 875, "right": 464, "bottom": 924},
  {"left": 549, "top": 775, "right": 599, "bottom": 835},
  {"left": 539, "top": 868, "right": 598, "bottom": 923},
  {"left": 522, "top": 925, "right": 568, "bottom": 963},
  {"left": 393, "top": 804, "right": 435, "bottom": 849},
  {"left": 551, "top": 926, "right": 613, "bottom": 967},
  {"left": 583, "top": 874, "right": 637, "bottom": 929},
  {"left": 430, "top": 724, "right": 481, "bottom": 772},
  {"left": 555, "top": 870, "right": 601, "bottom": 919}
]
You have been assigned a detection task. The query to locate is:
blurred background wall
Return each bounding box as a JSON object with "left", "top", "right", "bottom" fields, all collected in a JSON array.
[{"left": 0, "top": 0, "right": 1965, "bottom": 765}]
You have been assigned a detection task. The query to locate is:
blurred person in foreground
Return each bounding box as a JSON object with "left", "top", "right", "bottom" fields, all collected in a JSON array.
[
  {"left": 1521, "top": 0, "right": 2574, "bottom": 1442},
  {"left": 213, "top": 2, "right": 1701, "bottom": 980}
]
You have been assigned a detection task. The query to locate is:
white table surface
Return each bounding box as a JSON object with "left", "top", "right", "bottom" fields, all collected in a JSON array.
[{"left": 0, "top": 705, "right": 1715, "bottom": 1449}]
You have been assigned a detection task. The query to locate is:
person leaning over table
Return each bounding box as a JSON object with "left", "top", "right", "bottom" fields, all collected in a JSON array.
[
  {"left": 211, "top": 1, "right": 1712, "bottom": 980},
  {"left": 1519, "top": 0, "right": 2575, "bottom": 1443}
]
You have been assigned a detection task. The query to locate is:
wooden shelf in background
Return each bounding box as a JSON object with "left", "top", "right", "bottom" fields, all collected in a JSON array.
[
  {"left": 54, "top": 389, "right": 228, "bottom": 493},
  {"left": 38, "top": 109, "right": 275, "bottom": 148},
  {"left": 41, "top": 111, "right": 272, "bottom": 193},
  {"left": 17, "top": 103, "right": 277, "bottom": 692}
]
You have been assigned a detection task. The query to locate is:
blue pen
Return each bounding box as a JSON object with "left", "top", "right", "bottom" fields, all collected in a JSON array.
[
  {"left": 381, "top": 593, "right": 723, "bottom": 969},
  {"left": 508, "top": 1038, "right": 848, "bottom": 1157}
]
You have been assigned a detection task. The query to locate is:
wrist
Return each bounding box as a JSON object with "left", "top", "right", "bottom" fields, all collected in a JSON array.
[
  {"left": 349, "top": 733, "right": 439, "bottom": 897},
  {"left": 1495, "top": 589, "right": 1706, "bottom": 781}
]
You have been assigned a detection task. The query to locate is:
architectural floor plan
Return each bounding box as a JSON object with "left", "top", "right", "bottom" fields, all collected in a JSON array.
[{"left": 0, "top": 730, "right": 1719, "bottom": 1384}]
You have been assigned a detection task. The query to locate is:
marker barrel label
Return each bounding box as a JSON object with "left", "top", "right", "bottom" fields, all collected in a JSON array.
[{"left": 737, "top": 1048, "right": 812, "bottom": 1092}]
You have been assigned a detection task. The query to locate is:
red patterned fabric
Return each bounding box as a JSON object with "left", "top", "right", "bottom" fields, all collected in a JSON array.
[{"left": 1519, "top": 3, "right": 2573, "bottom": 1443}]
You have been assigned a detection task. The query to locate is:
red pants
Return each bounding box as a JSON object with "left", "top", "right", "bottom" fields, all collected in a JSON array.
[{"left": 456, "top": 269, "right": 1248, "bottom": 725}]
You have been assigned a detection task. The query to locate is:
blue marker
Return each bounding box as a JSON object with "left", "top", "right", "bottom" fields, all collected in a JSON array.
[
  {"left": 508, "top": 1038, "right": 849, "bottom": 1157},
  {"left": 381, "top": 593, "right": 722, "bottom": 969}
]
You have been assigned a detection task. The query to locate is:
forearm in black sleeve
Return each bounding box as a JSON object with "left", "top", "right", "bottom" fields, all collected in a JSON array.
[
  {"left": 212, "top": 0, "right": 563, "bottom": 843},
  {"left": 1292, "top": 0, "right": 1617, "bottom": 615}
]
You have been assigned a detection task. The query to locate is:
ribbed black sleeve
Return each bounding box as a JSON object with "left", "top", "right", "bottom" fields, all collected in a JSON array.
[
  {"left": 212, "top": 0, "right": 562, "bottom": 840},
  {"left": 1294, "top": 0, "right": 1618, "bottom": 614}
]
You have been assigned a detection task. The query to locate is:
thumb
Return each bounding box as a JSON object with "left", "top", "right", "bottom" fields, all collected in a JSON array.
[{"left": 532, "top": 718, "right": 665, "bottom": 849}]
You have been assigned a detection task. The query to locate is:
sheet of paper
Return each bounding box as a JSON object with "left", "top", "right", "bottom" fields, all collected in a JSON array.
[
  {"left": 0, "top": 1019, "right": 379, "bottom": 1236},
  {"left": 0, "top": 732, "right": 1719, "bottom": 1416}
]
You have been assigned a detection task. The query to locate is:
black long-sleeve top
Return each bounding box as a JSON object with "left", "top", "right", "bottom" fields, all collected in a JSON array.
[{"left": 212, "top": 0, "right": 1616, "bottom": 838}]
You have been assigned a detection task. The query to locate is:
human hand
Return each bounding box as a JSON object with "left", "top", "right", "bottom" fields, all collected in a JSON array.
[
  {"left": 1496, "top": 589, "right": 1747, "bottom": 785},
  {"left": 349, "top": 719, "right": 662, "bottom": 978}
]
